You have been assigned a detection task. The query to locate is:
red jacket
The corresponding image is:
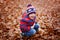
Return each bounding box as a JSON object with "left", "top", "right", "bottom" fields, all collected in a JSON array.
[{"left": 20, "top": 12, "right": 36, "bottom": 32}]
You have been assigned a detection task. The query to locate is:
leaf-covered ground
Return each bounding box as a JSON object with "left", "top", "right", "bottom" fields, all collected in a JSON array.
[{"left": 0, "top": 0, "right": 60, "bottom": 40}]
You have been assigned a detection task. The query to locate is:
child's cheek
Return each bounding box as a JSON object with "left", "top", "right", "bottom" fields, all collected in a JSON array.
[{"left": 30, "top": 17, "right": 34, "bottom": 19}]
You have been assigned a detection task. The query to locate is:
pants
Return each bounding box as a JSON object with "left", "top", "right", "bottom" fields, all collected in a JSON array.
[{"left": 21, "top": 23, "right": 39, "bottom": 37}]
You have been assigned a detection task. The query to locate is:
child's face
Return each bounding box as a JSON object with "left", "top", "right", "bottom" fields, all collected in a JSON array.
[{"left": 29, "top": 13, "right": 36, "bottom": 20}]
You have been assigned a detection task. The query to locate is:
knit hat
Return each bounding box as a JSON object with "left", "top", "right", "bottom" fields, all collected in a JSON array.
[{"left": 26, "top": 4, "right": 36, "bottom": 15}]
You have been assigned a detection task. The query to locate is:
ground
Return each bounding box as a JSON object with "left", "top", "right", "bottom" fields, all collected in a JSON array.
[{"left": 0, "top": 0, "right": 60, "bottom": 40}]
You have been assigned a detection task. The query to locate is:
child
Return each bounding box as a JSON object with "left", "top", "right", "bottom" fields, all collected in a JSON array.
[{"left": 20, "top": 4, "right": 39, "bottom": 37}]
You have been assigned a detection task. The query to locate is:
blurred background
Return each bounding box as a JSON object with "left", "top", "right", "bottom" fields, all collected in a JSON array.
[{"left": 0, "top": 0, "right": 60, "bottom": 40}]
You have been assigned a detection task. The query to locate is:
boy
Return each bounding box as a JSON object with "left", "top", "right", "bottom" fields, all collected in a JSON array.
[{"left": 20, "top": 4, "right": 39, "bottom": 37}]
